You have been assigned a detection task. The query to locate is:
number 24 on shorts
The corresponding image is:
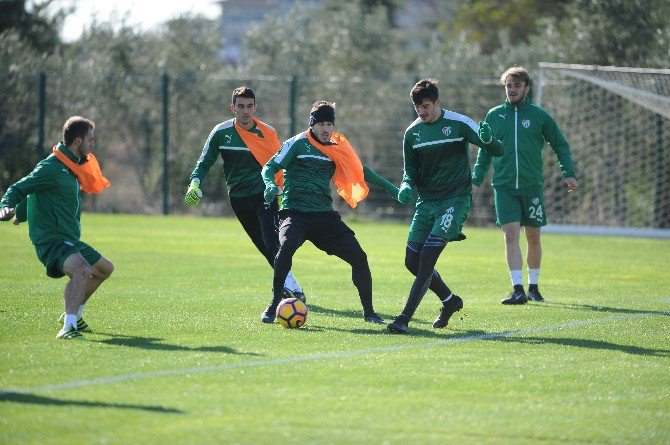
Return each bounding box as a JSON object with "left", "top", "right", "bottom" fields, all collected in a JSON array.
[{"left": 529, "top": 204, "right": 543, "bottom": 221}]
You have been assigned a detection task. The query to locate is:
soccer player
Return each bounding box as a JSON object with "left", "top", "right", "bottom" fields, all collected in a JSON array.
[
  {"left": 0, "top": 116, "right": 114, "bottom": 339},
  {"left": 387, "top": 78, "right": 504, "bottom": 334},
  {"left": 185, "top": 86, "right": 305, "bottom": 301},
  {"left": 472, "top": 66, "right": 578, "bottom": 304},
  {"left": 260, "top": 100, "right": 403, "bottom": 325}
]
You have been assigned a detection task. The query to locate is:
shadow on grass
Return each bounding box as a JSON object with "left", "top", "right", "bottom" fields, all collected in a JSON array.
[
  {"left": 322, "top": 322, "right": 441, "bottom": 338},
  {"left": 268, "top": 322, "right": 381, "bottom": 335},
  {"left": 543, "top": 302, "right": 670, "bottom": 317},
  {"left": 498, "top": 335, "right": 670, "bottom": 357},
  {"left": 91, "top": 333, "right": 261, "bottom": 355},
  {"left": 306, "top": 302, "right": 460, "bottom": 337},
  {"left": 0, "top": 392, "right": 183, "bottom": 413},
  {"left": 307, "top": 303, "right": 432, "bottom": 326},
  {"left": 329, "top": 318, "right": 670, "bottom": 356},
  {"left": 447, "top": 328, "right": 670, "bottom": 357},
  {"left": 324, "top": 326, "right": 390, "bottom": 336},
  {"left": 307, "top": 303, "right": 365, "bottom": 320}
]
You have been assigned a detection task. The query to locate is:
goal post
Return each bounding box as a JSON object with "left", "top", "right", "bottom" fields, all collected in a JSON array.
[{"left": 535, "top": 63, "right": 670, "bottom": 235}]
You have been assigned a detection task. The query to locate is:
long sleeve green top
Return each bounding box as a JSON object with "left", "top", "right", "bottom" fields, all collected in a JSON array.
[
  {"left": 472, "top": 97, "right": 576, "bottom": 189},
  {"left": 402, "top": 108, "right": 503, "bottom": 202},
  {"left": 0, "top": 143, "right": 85, "bottom": 245},
  {"left": 262, "top": 130, "right": 399, "bottom": 212},
  {"left": 189, "top": 118, "right": 272, "bottom": 198}
]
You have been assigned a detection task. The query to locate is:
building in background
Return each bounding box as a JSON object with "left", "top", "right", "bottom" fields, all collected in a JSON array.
[
  {"left": 215, "top": 0, "right": 449, "bottom": 64},
  {"left": 216, "top": 0, "right": 310, "bottom": 63}
]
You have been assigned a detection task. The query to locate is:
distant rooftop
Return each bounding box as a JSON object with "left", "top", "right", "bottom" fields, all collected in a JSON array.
[
  {"left": 216, "top": 0, "right": 310, "bottom": 63},
  {"left": 215, "top": 0, "right": 449, "bottom": 64}
]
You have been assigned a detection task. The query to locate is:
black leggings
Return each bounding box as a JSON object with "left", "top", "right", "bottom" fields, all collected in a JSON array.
[
  {"left": 404, "top": 243, "right": 452, "bottom": 301},
  {"left": 401, "top": 236, "right": 450, "bottom": 319},
  {"left": 230, "top": 193, "right": 279, "bottom": 267},
  {"left": 272, "top": 230, "right": 373, "bottom": 315}
]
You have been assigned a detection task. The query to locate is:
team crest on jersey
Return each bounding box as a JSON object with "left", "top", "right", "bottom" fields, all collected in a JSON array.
[
  {"left": 522, "top": 119, "right": 531, "bottom": 128},
  {"left": 442, "top": 126, "right": 451, "bottom": 136},
  {"left": 532, "top": 197, "right": 540, "bottom": 205}
]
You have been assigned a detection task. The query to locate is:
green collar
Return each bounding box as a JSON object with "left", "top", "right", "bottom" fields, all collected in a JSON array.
[{"left": 504, "top": 97, "right": 532, "bottom": 110}]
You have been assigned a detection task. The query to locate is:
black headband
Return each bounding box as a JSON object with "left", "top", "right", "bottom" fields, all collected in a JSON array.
[{"left": 309, "top": 107, "right": 335, "bottom": 126}]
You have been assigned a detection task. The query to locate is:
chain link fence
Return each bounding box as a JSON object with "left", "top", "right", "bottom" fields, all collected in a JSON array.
[{"left": 5, "top": 67, "right": 667, "bottom": 228}]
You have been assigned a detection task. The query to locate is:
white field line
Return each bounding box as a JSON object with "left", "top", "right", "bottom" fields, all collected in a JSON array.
[{"left": 0, "top": 312, "right": 665, "bottom": 396}]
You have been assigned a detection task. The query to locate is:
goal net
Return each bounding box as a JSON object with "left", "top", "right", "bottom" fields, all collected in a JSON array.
[{"left": 535, "top": 63, "right": 670, "bottom": 232}]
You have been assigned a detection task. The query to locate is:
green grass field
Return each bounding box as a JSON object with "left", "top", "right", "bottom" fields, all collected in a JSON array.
[{"left": 0, "top": 213, "right": 668, "bottom": 444}]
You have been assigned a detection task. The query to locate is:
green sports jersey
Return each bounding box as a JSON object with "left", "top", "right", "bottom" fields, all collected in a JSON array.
[
  {"left": 264, "top": 131, "right": 397, "bottom": 212},
  {"left": 190, "top": 119, "right": 274, "bottom": 198},
  {"left": 271, "top": 131, "right": 335, "bottom": 212},
  {"left": 403, "top": 108, "right": 503, "bottom": 202},
  {"left": 472, "top": 97, "right": 576, "bottom": 189},
  {"left": 0, "top": 143, "right": 84, "bottom": 245}
]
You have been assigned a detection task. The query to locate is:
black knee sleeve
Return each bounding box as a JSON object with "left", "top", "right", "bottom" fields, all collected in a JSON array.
[{"left": 405, "top": 243, "right": 422, "bottom": 274}]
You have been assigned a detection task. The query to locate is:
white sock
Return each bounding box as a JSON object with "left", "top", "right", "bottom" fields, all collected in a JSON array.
[
  {"left": 441, "top": 293, "right": 453, "bottom": 303},
  {"left": 510, "top": 270, "right": 523, "bottom": 287},
  {"left": 64, "top": 314, "right": 78, "bottom": 330},
  {"left": 284, "top": 271, "right": 302, "bottom": 293},
  {"left": 77, "top": 304, "right": 85, "bottom": 319},
  {"left": 528, "top": 268, "right": 540, "bottom": 286}
]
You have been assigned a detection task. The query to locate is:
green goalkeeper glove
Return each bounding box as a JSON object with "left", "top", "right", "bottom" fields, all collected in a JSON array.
[
  {"left": 478, "top": 121, "right": 493, "bottom": 144},
  {"left": 398, "top": 181, "right": 413, "bottom": 204},
  {"left": 264, "top": 184, "right": 279, "bottom": 204},
  {"left": 185, "top": 180, "right": 203, "bottom": 206}
]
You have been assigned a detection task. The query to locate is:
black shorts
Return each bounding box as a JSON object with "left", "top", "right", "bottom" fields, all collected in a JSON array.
[{"left": 277, "top": 210, "right": 354, "bottom": 255}]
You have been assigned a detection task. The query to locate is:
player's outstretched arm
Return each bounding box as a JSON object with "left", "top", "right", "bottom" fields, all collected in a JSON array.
[{"left": 362, "top": 164, "right": 401, "bottom": 201}]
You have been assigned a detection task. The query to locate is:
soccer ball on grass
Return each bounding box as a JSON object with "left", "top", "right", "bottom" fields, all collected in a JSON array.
[{"left": 276, "top": 297, "right": 308, "bottom": 328}]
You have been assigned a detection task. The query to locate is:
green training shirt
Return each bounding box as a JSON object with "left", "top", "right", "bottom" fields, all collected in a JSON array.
[
  {"left": 0, "top": 143, "right": 84, "bottom": 245},
  {"left": 189, "top": 119, "right": 274, "bottom": 198},
  {"left": 263, "top": 131, "right": 396, "bottom": 212},
  {"left": 403, "top": 108, "right": 503, "bottom": 202},
  {"left": 472, "top": 97, "right": 576, "bottom": 189}
]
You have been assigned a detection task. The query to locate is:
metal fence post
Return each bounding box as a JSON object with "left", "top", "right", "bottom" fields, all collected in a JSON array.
[
  {"left": 162, "top": 71, "right": 170, "bottom": 215},
  {"left": 410, "top": 76, "right": 419, "bottom": 119},
  {"left": 38, "top": 70, "right": 46, "bottom": 159},
  {"left": 536, "top": 66, "right": 545, "bottom": 107},
  {"left": 654, "top": 113, "right": 665, "bottom": 228},
  {"left": 289, "top": 75, "right": 297, "bottom": 137}
]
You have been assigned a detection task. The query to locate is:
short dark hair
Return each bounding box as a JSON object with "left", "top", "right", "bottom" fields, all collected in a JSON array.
[
  {"left": 500, "top": 66, "right": 531, "bottom": 86},
  {"left": 232, "top": 86, "right": 255, "bottom": 105},
  {"left": 410, "top": 78, "right": 439, "bottom": 105},
  {"left": 62, "top": 116, "right": 94, "bottom": 146}
]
